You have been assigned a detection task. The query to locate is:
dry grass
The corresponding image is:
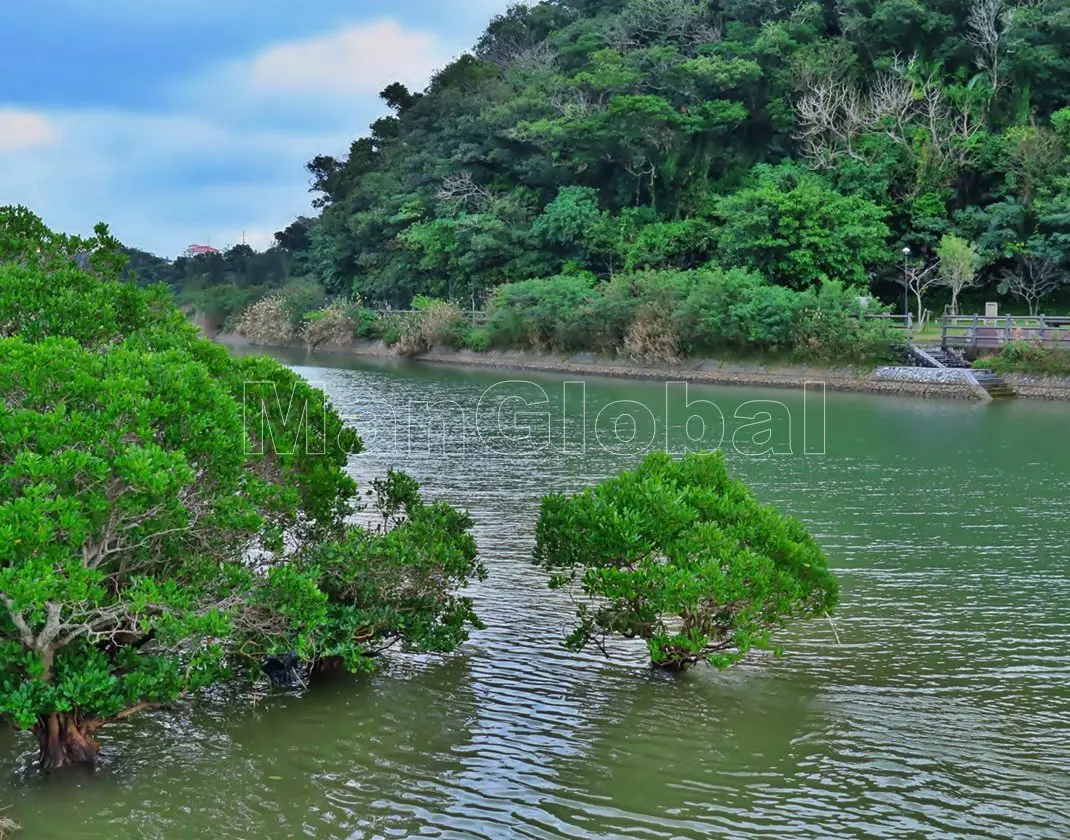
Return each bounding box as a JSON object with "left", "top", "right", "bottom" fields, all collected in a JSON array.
[
  {"left": 623, "top": 308, "right": 680, "bottom": 364},
  {"left": 233, "top": 296, "right": 295, "bottom": 345},
  {"left": 393, "top": 302, "right": 466, "bottom": 356},
  {"left": 301, "top": 304, "right": 356, "bottom": 349}
]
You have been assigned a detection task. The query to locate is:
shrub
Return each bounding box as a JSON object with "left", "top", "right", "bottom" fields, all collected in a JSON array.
[
  {"left": 534, "top": 452, "right": 839, "bottom": 670},
  {"left": 793, "top": 281, "right": 901, "bottom": 363},
  {"left": 185, "top": 284, "right": 266, "bottom": 333},
  {"left": 464, "top": 327, "right": 492, "bottom": 352},
  {"left": 981, "top": 340, "right": 1070, "bottom": 375},
  {"left": 484, "top": 267, "right": 901, "bottom": 362},
  {"left": 279, "top": 280, "right": 327, "bottom": 332},
  {"left": 349, "top": 306, "right": 384, "bottom": 340},
  {"left": 380, "top": 317, "right": 404, "bottom": 347},
  {"left": 673, "top": 267, "right": 801, "bottom": 352},
  {"left": 485, "top": 273, "right": 600, "bottom": 352},
  {"left": 413, "top": 297, "right": 467, "bottom": 348}
]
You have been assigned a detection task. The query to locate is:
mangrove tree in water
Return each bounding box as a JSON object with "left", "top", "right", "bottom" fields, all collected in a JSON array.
[
  {"left": 534, "top": 452, "right": 838, "bottom": 670},
  {"left": 0, "top": 207, "right": 485, "bottom": 770}
]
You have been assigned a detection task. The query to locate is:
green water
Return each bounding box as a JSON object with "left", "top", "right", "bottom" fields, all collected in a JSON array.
[{"left": 3, "top": 351, "right": 1069, "bottom": 838}]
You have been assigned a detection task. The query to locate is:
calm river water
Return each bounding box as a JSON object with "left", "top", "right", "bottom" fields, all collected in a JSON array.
[{"left": 3, "top": 351, "right": 1070, "bottom": 838}]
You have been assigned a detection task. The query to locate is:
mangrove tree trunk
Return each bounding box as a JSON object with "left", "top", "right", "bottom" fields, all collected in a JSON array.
[{"left": 33, "top": 713, "right": 100, "bottom": 771}]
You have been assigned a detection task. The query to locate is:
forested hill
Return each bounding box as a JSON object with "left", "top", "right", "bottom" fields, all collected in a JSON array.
[{"left": 300, "top": 0, "right": 1070, "bottom": 313}]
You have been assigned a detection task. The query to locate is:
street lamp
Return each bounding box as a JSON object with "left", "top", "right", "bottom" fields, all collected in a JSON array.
[{"left": 902, "top": 246, "right": 911, "bottom": 325}]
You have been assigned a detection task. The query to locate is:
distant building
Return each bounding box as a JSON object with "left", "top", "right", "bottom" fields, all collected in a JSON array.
[{"left": 183, "top": 244, "right": 220, "bottom": 258}]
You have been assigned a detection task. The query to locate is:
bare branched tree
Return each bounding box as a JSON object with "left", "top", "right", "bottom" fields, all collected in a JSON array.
[
  {"left": 966, "top": 0, "right": 1015, "bottom": 97},
  {"left": 795, "top": 52, "right": 980, "bottom": 179},
  {"left": 794, "top": 80, "right": 866, "bottom": 168},
  {"left": 610, "top": 0, "right": 722, "bottom": 54},
  {"left": 897, "top": 261, "right": 943, "bottom": 325},
  {"left": 1000, "top": 254, "right": 1065, "bottom": 316},
  {"left": 436, "top": 172, "right": 494, "bottom": 210},
  {"left": 484, "top": 37, "right": 559, "bottom": 77},
  {"left": 867, "top": 71, "right": 917, "bottom": 143},
  {"left": 548, "top": 88, "right": 605, "bottom": 118}
]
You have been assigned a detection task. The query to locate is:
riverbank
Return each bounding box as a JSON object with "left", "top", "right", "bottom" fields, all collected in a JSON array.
[{"left": 217, "top": 333, "right": 1029, "bottom": 401}]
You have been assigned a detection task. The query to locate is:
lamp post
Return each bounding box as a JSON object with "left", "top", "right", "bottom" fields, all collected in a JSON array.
[{"left": 902, "top": 246, "right": 911, "bottom": 326}]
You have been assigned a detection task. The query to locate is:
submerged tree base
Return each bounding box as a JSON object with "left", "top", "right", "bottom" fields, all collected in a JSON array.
[
  {"left": 33, "top": 714, "right": 100, "bottom": 771},
  {"left": 652, "top": 659, "right": 694, "bottom": 674}
]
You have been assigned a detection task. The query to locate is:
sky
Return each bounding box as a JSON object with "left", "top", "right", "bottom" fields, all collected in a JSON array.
[{"left": 0, "top": 0, "right": 514, "bottom": 256}]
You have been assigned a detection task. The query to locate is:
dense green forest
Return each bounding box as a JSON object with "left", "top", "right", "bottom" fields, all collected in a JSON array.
[{"left": 168, "top": 0, "right": 1070, "bottom": 357}]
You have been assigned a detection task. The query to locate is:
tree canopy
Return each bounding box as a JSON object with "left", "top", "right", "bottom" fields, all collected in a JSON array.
[
  {"left": 285, "top": 0, "right": 1070, "bottom": 314},
  {"left": 534, "top": 451, "right": 839, "bottom": 670},
  {"left": 0, "top": 207, "right": 485, "bottom": 770}
]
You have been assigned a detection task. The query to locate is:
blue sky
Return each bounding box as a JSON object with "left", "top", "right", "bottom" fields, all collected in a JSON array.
[{"left": 0, "top": 0, "right": 513, "bottom": 256}]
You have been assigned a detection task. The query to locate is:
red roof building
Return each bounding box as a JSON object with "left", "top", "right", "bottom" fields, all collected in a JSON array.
[{"left": 183, "top": 244, "right": 220, "bottom": 258}]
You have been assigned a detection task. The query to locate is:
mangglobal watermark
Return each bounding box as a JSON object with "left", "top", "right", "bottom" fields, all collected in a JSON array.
[{"left": 242, "top": 380, "right": 827, "bottom": 458}]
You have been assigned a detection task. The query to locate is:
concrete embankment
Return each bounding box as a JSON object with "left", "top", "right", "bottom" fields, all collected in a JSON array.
[
  {"left": 215, "top": 334, "right": 1058, "bottom": 401},
  {"left": 1000, "top": 373, "right": 1070, "bottom": 400}
]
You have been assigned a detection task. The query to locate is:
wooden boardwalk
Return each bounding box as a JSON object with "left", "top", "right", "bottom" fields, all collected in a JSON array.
[{"left": 942, "top": 315, "right": 1070, "bottom": 350}]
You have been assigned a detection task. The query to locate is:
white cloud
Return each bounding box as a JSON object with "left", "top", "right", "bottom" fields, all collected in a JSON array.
[
  {"left": 247, "top": 19, "right": 449, "bottom": 96},
  {"left": 0, "top": 15, "right": 475, "bottom": 256},
  {"left": 0, "top": 108, "right": 58, "bottom": 153}
]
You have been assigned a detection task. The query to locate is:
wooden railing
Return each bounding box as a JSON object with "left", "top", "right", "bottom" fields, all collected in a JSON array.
[
  {"left": 941, "top": 315, "right": 1070, "bottom": 349},
  {"left": 374, "top": 309, "right": 489, "bottom": 326},
  {"left": 866, "top": 313, "right": 914, "bottom": 340}
]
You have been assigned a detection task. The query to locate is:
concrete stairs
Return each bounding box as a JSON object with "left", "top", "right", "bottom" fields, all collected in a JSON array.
[
  {"left": 911, "top": 344, "right": 1014, "bottom": 398},
  {"left": 912, "top": 345, "right": 971, "bottom": 369},
  {"left": 970, "top": 369, "right": 1015, "bottom": 399}
]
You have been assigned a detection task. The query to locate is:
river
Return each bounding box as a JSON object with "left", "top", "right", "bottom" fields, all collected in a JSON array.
[{"left": 3, "top": 350, "right": 1069, "bottom": 838}]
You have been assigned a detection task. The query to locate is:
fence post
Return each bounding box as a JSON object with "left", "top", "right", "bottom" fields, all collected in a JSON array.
[
  {"left": 1040, "top": 314, "right": 1047, "bottom": 343},
  {"left": 906, "top": 312, "right": 913, "bottom": 341},
  {"left": 941, "top": 316, "right": 948, "bottom": 349},
  {"left": 972, "top": 314, "right": 979, "bottom": 349}
]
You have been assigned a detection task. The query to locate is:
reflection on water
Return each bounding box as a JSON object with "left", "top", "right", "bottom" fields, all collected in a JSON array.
[{"left": 3, "top": 351, "right": 1069, "bottom": 838}]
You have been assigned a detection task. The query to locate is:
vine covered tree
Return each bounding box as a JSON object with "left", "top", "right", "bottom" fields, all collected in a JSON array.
[
  {"left": 0, "top": 207, "right": 486, "bottom": 770},
  {"left": 533, "top": 452, "right": 839, "bottom": 671}
]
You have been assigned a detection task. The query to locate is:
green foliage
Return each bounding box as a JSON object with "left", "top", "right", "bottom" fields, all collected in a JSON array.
[
  {"left": 485, "top": 267, "right": 900, "bottom": 361},
  {"left": 624, "top": 218, "right": 718, "bottom": 271},
  {"left": 485, "top": 273, "right": 602, "bottom": 352},
  {"left": 279, "top": 280, "right": 328, "bottom": 332},
  {"left": 104, "top": 0, "right": 1070, "bottom": 347},
  {"left": 464, "top": 328, "right": 492, "bottom": 352},
  {"left": 533, "top": 452, "right": 839, "bottom": 670},
  {"left": 936, "top": 234, "right": 983, "bottom": 315},
  {"left": 0, "top": 210, "right": 484, "bottom": 766},
  {"left": 714, "top": 165, "right": 891, "bottom": 290},
  {"left": 981, "top": 341, "right": 1070, "bottom": 375},
  {"left": 252, "top": 475, "right": 486, "bottom": 668},
  {"left": 793, "top": 282, "right": 902, "bottom": 363}
]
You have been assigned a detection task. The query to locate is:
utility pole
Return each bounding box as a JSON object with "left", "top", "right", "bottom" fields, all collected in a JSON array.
[{"left": 902, "top": 246, "right": 911, "bottom": 321}]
